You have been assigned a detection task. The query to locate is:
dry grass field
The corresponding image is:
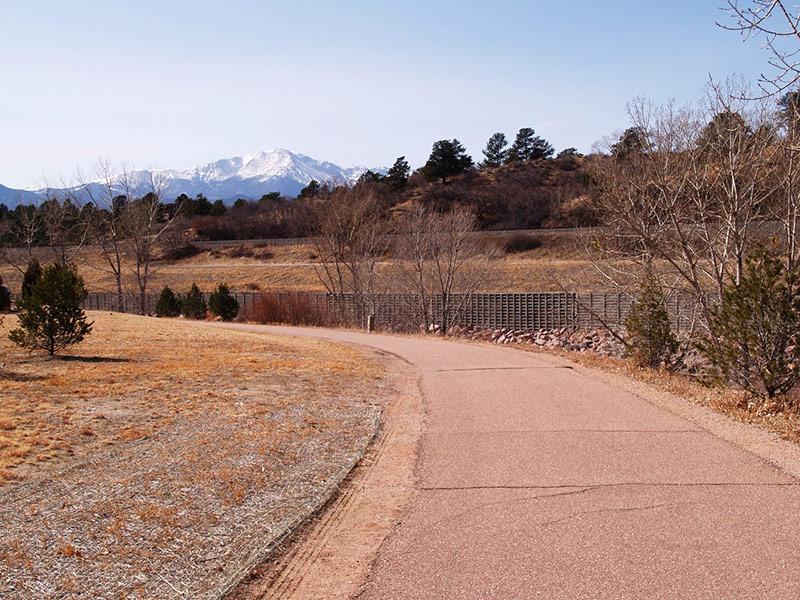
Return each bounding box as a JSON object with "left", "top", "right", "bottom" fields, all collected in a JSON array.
[
  {"left": 1, "top": 230, "right": 616, "bottom": 295},
  {"left": 0, "top": 312, "right": 395, "bottom": 598}
]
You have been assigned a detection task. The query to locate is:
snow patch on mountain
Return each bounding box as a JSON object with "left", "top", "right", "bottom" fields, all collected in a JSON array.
[{"left": 0, "top": 149, "right": 375, "bottom": 207}]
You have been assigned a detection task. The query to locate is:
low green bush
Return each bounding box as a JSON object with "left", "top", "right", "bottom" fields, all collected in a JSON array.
[
  {"left": 155, "top": 286, "right": 181, "bottom": 317},
  {"left": 209, "top": 284, "right": 239, "bottom": 321},
  {"left": 182, "top": 283, "right": 207, "bottom": 320},
  {"left": 624, "top": 273, "right": 677, "bottom": 368},
  {"left": 698, "top": 250, "right": 800, "bottom": 399}
]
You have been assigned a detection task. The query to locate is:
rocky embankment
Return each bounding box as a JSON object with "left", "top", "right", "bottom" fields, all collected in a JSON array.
[
  {"left": 451, "top": 325, "right": 627, "bottom": 357},
  {"left": 449, "top": 325, "right": 707, "bottom": 375}
]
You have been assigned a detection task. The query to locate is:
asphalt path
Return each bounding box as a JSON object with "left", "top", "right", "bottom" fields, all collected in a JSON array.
[{"left": 214, "top": 324, "right": 800, "bottom": 599}]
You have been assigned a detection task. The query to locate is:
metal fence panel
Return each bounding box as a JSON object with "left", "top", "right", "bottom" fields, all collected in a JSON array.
[{"left": 79, "top": 290, "right": 695, "bottom": 331}]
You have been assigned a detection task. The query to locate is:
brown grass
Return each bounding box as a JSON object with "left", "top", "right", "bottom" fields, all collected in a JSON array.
[
  {"left": 0, "top": 312, "right": 394, "bottom": 597},
  {"left": 0, "top": 233, "right": 620, "bottom": 295},
  {"left": 0, "top": 313, "right": 383, "bottom": 479}
]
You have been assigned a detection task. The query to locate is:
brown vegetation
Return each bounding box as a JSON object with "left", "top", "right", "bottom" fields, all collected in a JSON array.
[{"left": 0, "top": 312, "right": 395, "bottom": 597}]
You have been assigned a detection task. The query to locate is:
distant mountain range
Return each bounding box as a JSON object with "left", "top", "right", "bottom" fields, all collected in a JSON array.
[{"left": 0, "top": 149, "right": 375, "bottom": 208}]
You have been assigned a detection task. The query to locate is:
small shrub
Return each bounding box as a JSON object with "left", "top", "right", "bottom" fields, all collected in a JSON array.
[
  {"left": 160, "top": 243, "right": 202, "bottom": 261},
  {"left": 698, "top": 250, "right": 800, "bottom": 399},
  {"left": 9, "top": 263, "right": 93, "bottom": 356},
  {"left": 209, "top": 284, "right": 239, "bottom": 321},
  {"left": 227, "top": 244, "right": 254, "bottom": 258},
  {"left": 155, "top": 286, "right": 181, "bottom": 317},
  {"left": 181, "top": 284, "right": 207, "bottom": 320},
  {"left": 502, "top": 233, "right": 542, "bottom": 254},
  {"left": 624, "top": 273, "right": 678, "bottom": 368},
  {"left": 252, "top": 293, "right": 333, "bottom": 326}
]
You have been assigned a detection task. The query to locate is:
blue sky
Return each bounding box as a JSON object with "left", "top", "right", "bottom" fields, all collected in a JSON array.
[{"left": 0, "top": 1, "right": 771, "bottom": 188}]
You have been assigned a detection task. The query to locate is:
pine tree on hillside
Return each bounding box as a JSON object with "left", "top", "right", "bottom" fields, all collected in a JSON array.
[
  {"left": 421, "top": 139, "right": 474, "bottom": 182},
  {"left": 557, "top": 147, "right": 581, "bottom": 159},
  {"left": 507, "top": 127, "right": 554, "bottom": 162},
  {"left": 611, "top": 127, "right": 647, "bottom": 160},
  {"left": 358, "top": 170, "right": 384, "bottom": 184},
  {"left": 386, "top": 156, "right": 410, "bottom": 191},
  {"left": 530, "top": 136, "right": 555, "bottom": 160},
  {"left": 480, "top": 133, "right": 508, "bottom": 169}
]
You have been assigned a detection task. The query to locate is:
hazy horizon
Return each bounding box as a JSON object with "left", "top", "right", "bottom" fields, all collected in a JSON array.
[{"left": 1, "top": 1, "right": 771, "bottom": 189}]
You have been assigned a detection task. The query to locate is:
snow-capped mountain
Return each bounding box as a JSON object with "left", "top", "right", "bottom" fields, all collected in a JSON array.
[{"left": 0, "top": 149, "right": 375, "bottom": 207}]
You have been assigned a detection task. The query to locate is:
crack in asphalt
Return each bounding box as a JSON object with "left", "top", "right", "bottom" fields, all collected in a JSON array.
[
  {"left": 534, "top": 502, "right": 683, "bottom": 528},
  {"left": 425, "top": 486, "right": 598, "bottom": 529}
]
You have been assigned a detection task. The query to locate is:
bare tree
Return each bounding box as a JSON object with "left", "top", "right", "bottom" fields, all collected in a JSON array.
[
  {"left": 120, "top": 169, "right": 179, "bottom": 314},
  {"left": 398, "top": 204, "right": 495, "bottom": 334},
  {"left": 312, "top": 185, "right": 390, "bottom": 326},
  {"left": 720, "top": 1, "right": 800, "bottom": 96},
  {"left": 590, "top": 86, "right": 776, "bottom": 330},
  {"left": 38, "top": 177, "right": 92, "bottom": 267},
  {"left": 78, "top": 161, "right": 131, "bottom": 311},
  {"left": 0, "top": 203, "right": 44, "bottom": 276}
]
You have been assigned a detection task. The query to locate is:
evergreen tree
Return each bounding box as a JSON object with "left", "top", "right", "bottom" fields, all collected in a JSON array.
[
  {"left": 697, "top": 110, "right": 751, "bottom": 153},
  {"left": 210, "top": 199, "right": 226, "bottom": 217},
  {"left": 529, "top": 136, "right": 555, "bottom": 160},
  {"left": 386, "top": 156, "right": 410, "bottom": 191},
  {"left": 181, "top": 283, "right": 207, "bottom": 320},
  {"left": 611, "top": 127, "right": 647, "bottom": 160},
  {"left": 21, "top": 258, "right": 43, "bottom": 302},
  {"left": 557, "top": 147, "right": 581, "bottom": 159},
  {"left": 259, "top": 192, "right": 283, "bottom": 203},
  {"left": 421, "top": 139, "right": 473, "bottom": 182},
  {"left": 298, "top": 180, "right": 321, "bottom": 199},
  {"left": 358, "top": 170, "right": 384, "bottom": 184},
  {"left": 624, "top": 272, "right": 678, "bottom": 368},
  {"left": 155, "top": 285, "right": 181, "bottom": 317},
  {"left": 698, "top": 249, "right": 800, "bottom": 398},
  {"left": 480, "top": 133, "right": 508, "bottom": 168},
  {"left": 209, "top": 283, "right": 239, "bottom": 321},
  {"left": 9, "top": 263, "right": 92, "bottom": 356},
  {"left": 507, "top": 127, "right": 554, "bottom": 162}
]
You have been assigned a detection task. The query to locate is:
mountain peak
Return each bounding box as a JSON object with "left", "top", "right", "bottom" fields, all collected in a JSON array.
[{"left": 0, "top": 149, "right": 377, "bottom": 207}]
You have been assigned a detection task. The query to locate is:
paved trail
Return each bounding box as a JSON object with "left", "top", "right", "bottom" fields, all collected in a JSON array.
[{"left": 217, "top": 324, "right": 800, "bottom": 599}]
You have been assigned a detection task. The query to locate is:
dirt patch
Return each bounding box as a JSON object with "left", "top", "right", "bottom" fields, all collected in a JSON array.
[
  {"left": 0, "top": 313, "right": 397, "bottom": 598},
  {"left": 228, "top": 350, "right": 422, "bottom": 600}
]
